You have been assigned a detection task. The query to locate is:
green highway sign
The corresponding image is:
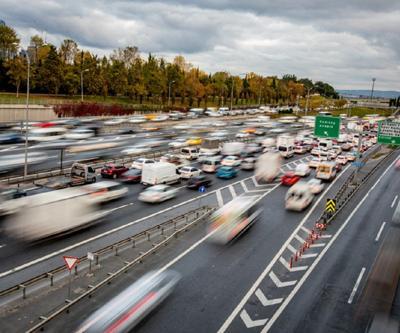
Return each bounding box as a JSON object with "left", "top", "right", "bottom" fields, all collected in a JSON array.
[
  {"left": 314, "top": 116, "right": 340, "bottom": 139},
  {"left": 378, "top": 120, "right": 400, "bottom": 145}
]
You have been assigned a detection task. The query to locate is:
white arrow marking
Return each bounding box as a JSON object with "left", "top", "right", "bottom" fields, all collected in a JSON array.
[
  {"left": 255, "top": 288, "right": 283, "bottom": 306},
  {"left": 279, "top": 257, "right": 308, "bottom": 272},
  {"left": 269, "top": 271, "right": 297, "bottom": 288},
  {"left": 240, "top": 309, "right": 268, "bottom": 328}
]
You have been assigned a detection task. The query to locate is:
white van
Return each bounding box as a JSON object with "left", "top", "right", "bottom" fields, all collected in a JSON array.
[
  {"left": 180, "top": 147, "right": 199, "bottom": 160},
  {"left": 278, "top": 145, "right": 294, "bottom": 158},
  {"left": 318, "top": 139, "right": 332, "bottom": 151},
  {"left": 285, "top": 182, "right": 314, "bottom": 211},
  {"left": 202, "top": 158, "right": 221, "bottom": 173},
  {"left": 141, "top": 162, "right": 180, "bottom": 186},
  {"left": 316, "top": 162, "right": 337, "bottom": 181}
]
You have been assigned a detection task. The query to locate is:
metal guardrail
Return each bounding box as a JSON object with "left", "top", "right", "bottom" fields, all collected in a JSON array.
[
  {"left": 23, "top": 206, "right": 214, "bottom": 333},
  {"left": 0, "top": 207, "right": 213, "bottom": 300}
]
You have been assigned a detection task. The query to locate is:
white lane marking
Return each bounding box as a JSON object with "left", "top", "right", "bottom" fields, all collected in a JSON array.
[
  {"left": 0, "top": 146, "right": 17, "bottom": 152},
  {"left": 102, "top": 202, "right": 134, "bottom": 214},
  {"left": 309, "top": 243, "right": 326, "bottom": 248},
  {"left": 289, "top": 162, "right": 297, "bottom": 169},
  {"left": 255, "top": 288, "right": 283, "bottom": 306},
  {"left": 251, "top": 176, "right": 258, "bottom": 187},
  {"left": 301, "top": 253, "right": 318, "bottom": 259},
  {"left": 287, "top": 244, "right": 297, "bottom": 254},
  {"left": 96, "top": 138, "right": 104, "bottom": 142},
  {"left": 391, "top": 195, "right": 398, "bottom": 208},
  {"left": 240, "top": 180, "right": 248, "bottom": 192},
  {"left": 217, "top": 164, "right": 351, "bottom": 333},
  {"left": 375, "top": 222, "right": 386, "bottom": 242},
  {"left": 300, "top": 226, "right": 311, "bottom": 235},
  {"left": 269, "top": 271, "right": 297, "bottom": 288},
  {"left": 320, "top": 234, "right": 332, "bottom": 238},
  {"left": 260, "top": 154, "right": 399, "bottom": 333},
  {"left": 293, "top": 160, "right": 302, "bottom": 165},
  {"left": 294, "top": 234, "right": 305, "bottom": 244},
  {"left": 240, "top": 309, "right": 268, "bottom": 328},
  {"left": 216, "top": 190, "right": 224, "bottom": 207},
  {"left": 279, "top": 257, "right": 308, "bottom": 272},
  {"left": 347, "top": 267, "right": 366, "bottom": 304},
  {"left": 0, "top": 244, "right": 6, "bottom": 249},
  {"left": 229, "top": 185, "right": 237, "bottom": 198},
  {"left": 247, "top": 189, "right": 271, "bottom": 193}
]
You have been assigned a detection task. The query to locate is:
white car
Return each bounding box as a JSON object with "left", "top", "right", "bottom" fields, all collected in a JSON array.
[
  {"left": 294, "top": 145, "right": 307, "bottom": 154},
  {"left": 122, "top": 145, "right": 151, "bottom": 155},
  {"left": 104, "top": 118, "right": 126, "bottom": 125},
  {"left": 311, "top": 148, "right": 321, "bottom": 156},
  {"left": 308, "top": 157, "right": 322, "bottom": 168},
  {"left": 307, "top": 178, "right": 325, "bottom": 194},
  {"left": 294, "top": 163, "right": 311, "bottom": 177},
  {"left": 235, "top": 132, "right": 251, "bottom": 138},
  {"left": 336, "top": 155, "right": 348, "bottom": 165},
  {"left": 131, "top": 158, "right": 155, "bottom": 169},
  {"left": 178, "top": 166, "right": 201, "bottom": 179},
  {"left": 64, "top": 128, "right": 95, "bottom": 140},
  {"left": 138, "top": 185, "right": 178, "bottom": 203},
  {"left": 168, "top": 139, "right": 188, "bottom": 148},
  {"left": 128, "top": 116, "right": 146, "bottom": 124},
  {"left": 83, "top": 181, "right": 128, "bottom": 204},
  {"left": 270, "top": 128, "right": 285, "bottom": 133},
  {"left": 221, "top": 155, "right": 241, "bottom": 167}
]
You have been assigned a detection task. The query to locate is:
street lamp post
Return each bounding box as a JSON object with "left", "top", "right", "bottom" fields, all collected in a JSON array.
[
  {"left": 81, "top": 69, "right": 89, "bottom": 102},
  {"left": 305, "top": 87, "right": 311, "bottom": 116},
  {"left": 230, "top": 77, "right": 234, "bottom": 111},
  {"left": 24, "top": 53, "right": 30, "bottom": 178},
  {"left": 168, "top": 80, "right": 175, "bottom": 107}
]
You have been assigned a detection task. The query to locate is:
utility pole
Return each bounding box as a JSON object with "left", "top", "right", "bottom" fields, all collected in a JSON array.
[
  {"left": 258, "top": 79, "right": 262, "bottom": 107},
  {"left": 24, "top": 53, "right": 30, "bottom": 177},
  {"left": 305, "top": 87, "right": 310, "bottom": 116},
  {"left": 353, "top": 124, "right": 363, "bottom": 184},
  {"left": 230, "top": 76, "right": 234, "bottom": 111},
  {"left": 370, "top": 78, "right": 376, "bottom": 101}
]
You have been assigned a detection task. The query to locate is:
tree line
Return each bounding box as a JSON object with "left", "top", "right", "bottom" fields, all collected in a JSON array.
[{"left": 0, "top": 21, "right": 339, "bottom": 108}]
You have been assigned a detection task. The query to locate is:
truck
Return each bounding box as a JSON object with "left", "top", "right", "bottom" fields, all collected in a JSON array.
[
  {"left": 199, "top": 138, "right": 221, "bottom": 157},
  {"left": 44, "top": 163, "right": 97, "bottom": 189},
  {"left": 255, "top": 152, "right": 282, "bottom": 183},
  {"left": 276, "top": 135, "right": 295, "bottom": 158},
  {"left": 4, "top": 188, "right": 108, "bottom": 242},
  {"left": 222, "top": 142, "right": 245, "bottom": 156},
  {"left": 316, "top": 161, "right": 337, "bottom": 181},
  {"left": 318, "top": 139, "right": 333, "bottom": 151},
  {"left": 141, "top": 162, "right": 181, "bottom": 186}
]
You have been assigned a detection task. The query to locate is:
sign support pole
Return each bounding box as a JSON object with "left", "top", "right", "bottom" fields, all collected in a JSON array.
[
  {"left": 68, "top": 270, "right": 72, "bottom": 299},
  {"left": 353, "top": 128, "right": 363, "bottom": 184}
]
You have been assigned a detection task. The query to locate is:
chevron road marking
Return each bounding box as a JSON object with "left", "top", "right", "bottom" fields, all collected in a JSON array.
[
  {"left": 269, "top": 271, "right": 297, "bottom": 288},
  {"left": 294, "top": 234, "right": 306, "bottom": 244},
  {"left": 287, "top": 244, "right": 297, "bottom": 254},
  {"left": 216, "top": 190, "right": 224, "bottom": 207},
  {"left": 229, "top": 185, "right": 237, "bottom": 198},
  {"left": 255, "top": 288, "right": 283, "bottom": 306},
  {"left": 240, "top": 309, "right": 268, "bottom": 328},
  {"left": 240, "top": 180, "right": 249, "bottom": 192},
  {"left": 279, "top": 257, "right": 308, "bottom": 272},
  {"left": 300, "top": 226, "right": 311, "bottom": 234},
  {"left": 310, "top": 243, "right": 326, "bottom": 248},
  {"left": 301, "top": 253, "right": 318, "bottom": 259}
]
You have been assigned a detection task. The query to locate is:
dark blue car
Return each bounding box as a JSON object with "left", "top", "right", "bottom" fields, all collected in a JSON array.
[
  {"left": 216, "top": 166, "right": 238, "bottom": 179},
  {"left": 0, "top": 133, "right": 23, "bottom": 144}
]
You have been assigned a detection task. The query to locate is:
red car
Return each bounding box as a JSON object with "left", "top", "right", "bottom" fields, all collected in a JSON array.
[
  {"left": 101, "top": 163, "right": 128, "bottom": 179},
  {"left": 281, "top": 171, "right": 301, "bottom": 186}
]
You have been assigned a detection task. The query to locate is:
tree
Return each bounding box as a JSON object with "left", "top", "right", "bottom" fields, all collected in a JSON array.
[
  {"left": 282, "top": 74, "right": 297, "bottom": 82},
  {"left": 6, "top": 56, "right": 26, "bottom": 97},
  {"left": 59, "top": 39, "right": 78, "bottom": 64},
  {"left": 111, "top": 46, "right": 139, "bottom": 68},
  {"left": 0, "top": 23, "right": 19, "bottom": 60},
  {"left": 36, "top": 45, "right": 63, "bottom": 94}
]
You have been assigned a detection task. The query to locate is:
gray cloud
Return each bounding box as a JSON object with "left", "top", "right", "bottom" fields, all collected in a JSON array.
[{"left": 1, "top": 0, "right": 399, "bottom": 90}]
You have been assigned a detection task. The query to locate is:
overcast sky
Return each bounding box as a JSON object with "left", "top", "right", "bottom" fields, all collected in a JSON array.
[{"left": 1, "top": 0, "right": 399, "bottom": 90}]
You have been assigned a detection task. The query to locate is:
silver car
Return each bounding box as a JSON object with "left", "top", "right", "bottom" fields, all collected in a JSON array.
[
  {"left": 75, "top": 270, "right": 180, "bottom": 333},
  {"left": 139, "top": 185, "right": 178, "bottom": 203}
]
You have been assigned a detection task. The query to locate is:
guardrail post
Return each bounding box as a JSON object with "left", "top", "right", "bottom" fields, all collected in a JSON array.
[
  {"left": 115, "top": 246, "right": 119, "bottom": 256},
  {"left": 74, "top": 265, "right": 78, "bottom": 276},
  {"left": 47, "top": 273, "right": 54, "bottom": 287},
  {"left": 95, "top": 254, "right": 99, "bottom": 266},
  {"left": 161, "top": 227, "right": 164, "bottom": 236},
  {"left": 132, "top": 238, "right": 136, "bottom": 248},
  {"left": 20, "top": 284, "right": 26, "bottom": 299}
]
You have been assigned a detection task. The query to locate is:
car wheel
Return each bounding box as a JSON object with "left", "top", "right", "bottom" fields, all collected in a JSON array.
[
  {"left": 113, "top": 174, "right": 117, "bottom": 179},
  {"left": 92, "top": 177, "right": 96, "bottom": 183}
]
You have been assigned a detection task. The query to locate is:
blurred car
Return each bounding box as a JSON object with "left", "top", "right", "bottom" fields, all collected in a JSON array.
[
  {"left": 341, "top": 143, "right": 352, "bottom": 151},
  {"left": 395, "top": 159, "right": 400, "bottom": 169},
  {"left": 281, "top": 171, "right": 301, "bottom": 186},
  {"left": 122, "top": 144, "right": 151, "bottom": 155},
  {"left": 0, "top": 152, "right": 48, "bottom": 173},
  {"left": 168, "top": 138, "right": 188, "bottom": 148},
  {"left": 235, "top": 132, "right": 251, "bottom": 138},
  {"left": 178, "top": 166, "right": 201, "bottom": 179},
  {"left": 294, "top": 145, "right": 307, "bottom": 154},
  {"left": 120, "top": 168, "right": 142, "bottom": 183},
  {"left": 101, "top": 163, "right": 129, "bottom": 179},
  {"left": 75, "top": 270, "right": 180, "bottom": 333},
  {"left": 160, "top": 154, "right": 183, "bottom": 165},
  {"left": 254, "top": 129, "right": 266, "bottom": 136},
  {"left": 104, "top": 118, "right": 126, "bottom": 125},
  {"left": 246, "top": 143, "right": 262, "bottom": 154},
  {"left": 285, "top": 182, "right": 314, "bottom": 211},
  {"left": 307, "top": 178, "right": 324, "bottom": 194},
  {"left": 116, "top": 128, "right": 136, "bottom": 135},
  {"left": 207, "top": 197, "right": 262, "bottom": 244},
  {"left": 308, "top": 157, "right": 322, "bottom": 168},
  {"left": 138, "top": 185, "right": 178, "bottom": 203},
  {"left": 141, "top": 138, "right": 166, "bottom": 147},
  {"left": 131, "top": 158, "right": 155, "bottom": 170},
  {"left": 83, "top": 181, "right": 128, "bottom": 204},
  {"left": 221, "top": 155, "right": 241, "bottom": 167},
  {"left": 335, "top": 162, "right": 343, "bottom": 172},
  {"left": 241, "top": 157, "right": 256, "bottom": 170},
  {"left": 186, "top": 137, "right": 202, "bottom": 145},
  {"left": 128, "top": 116, "right": 146, "bottom": 124},
  {"left": 346, "top": 152, "right": 356, "bottom": 161},
  {"left": 0, "top": 132, "right": 23, "bottom": 144},
  {"left": 294, "top": 163, "right": 311, "bottom": 177},
  {"left": 187, "top": 175, "right": 212, "bottom": 189},
  {"left": 216, "top": 166, "right": 238, "bottom": 179},
  {"left": 0, "top": 187, "right": 27, "bottom": 216},
  {"left": 64, "top": 128, "right": 95, "bottom": 140},
  {"left": 336, "top": 155, "right": 348, "bottom": 165}
]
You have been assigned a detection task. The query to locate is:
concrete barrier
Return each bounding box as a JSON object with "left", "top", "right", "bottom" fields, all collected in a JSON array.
[{"left": 0, "top": 105, "right": 57, "bottom": 122}]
